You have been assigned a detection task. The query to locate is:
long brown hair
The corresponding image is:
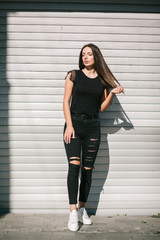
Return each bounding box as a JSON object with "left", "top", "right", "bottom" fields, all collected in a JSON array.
[{"left": 79, "top": 43, "right": 120, "bottom": 89}]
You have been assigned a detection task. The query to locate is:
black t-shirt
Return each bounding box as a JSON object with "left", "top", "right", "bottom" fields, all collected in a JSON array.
[{"left": 66, "top": 69, "right": 111, "bottom": 115}]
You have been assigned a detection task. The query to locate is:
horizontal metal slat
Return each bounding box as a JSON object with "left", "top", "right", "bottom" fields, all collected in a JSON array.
[
  {"left": 1, "top": 56, "right": 160, "bottom": 65},
  {"left": 3, "top": 25, "right": 160, "bottom": 35},
  {"left": 0, "top": 148, "right": 159, "bottom": 157},
  {"left": 1, "top": 192, "right": 160, "bottom": 200},
  {"left": 1, "top": 132, "right": 160, "bottom": 141},
  {"left": 6, "top": 12, "right": 160, "bottom": 20},
  {"left": 0, "top": 163, "right": 159, "bottom": 171},
  {"left": 1, "top": 111, "right": 160, "bottom": 119},
  {"left": 6, "top": 17, "right": 160, "bottom": 27},
  {"left": 0, "top": 126, "right": 160, "bottom": 134},
  {"left": 1, "top": 178, "right": 160, "bottom": 187},
  {"left": 0, "top": 156, "right": 160, "bottom": 165},
  {"left": 1, "top": 95, "right": 160, "bottom": 104},
  {"left": 0, "top": 88, "right": 160, "bottom": 97},
  {"left": 1, "top": 71, "right": 159, "bottom": 81},
  {"left": 2, "top": 33, "right": 160, "bottom": 43},
  {"left": 1, "top": 170, "right": 160, "bottom": 179},
  {"left": 1, "top": 63, "right": 160, "bottom": 73},
  {"left": 0, "top": 118, "right": 159, "bottom": 127},
  {"left": 1, "top": 80, "right": 160, "bottom": 89},
  {"left": 3, "top": 40, "right": 160, "bottom": 50},
  {"left": 3, "top": 48, "right": 160, "bottom": 58},
  {"left": 0, "top": 140, "right": 160, "bottom": 150}
]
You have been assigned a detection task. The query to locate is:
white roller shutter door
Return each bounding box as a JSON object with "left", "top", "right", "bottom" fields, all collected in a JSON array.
[{"left": 0, "top": 11, "right": 160, "bottom": 215}]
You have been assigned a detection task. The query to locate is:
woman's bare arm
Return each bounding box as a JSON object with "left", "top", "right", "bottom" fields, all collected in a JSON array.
[
  {"left": 63, "top": 72, "right": 75, "bottom": 144},
  {"left": 100, "top": 86, "right": 124, "bottom": 112}
]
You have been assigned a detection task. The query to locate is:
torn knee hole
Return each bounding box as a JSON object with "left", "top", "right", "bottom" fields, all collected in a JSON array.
[
  {"left": 88, "top": 150, "right": 96, "bottom": 152},
  {"left": 90, "top": 138, "right": 98, "bottom": 141},
  {"left": 70, "top": 160, "right": 80, "bottom": 165},
  {"left": 84, "top": 167, "right": 92, "bottom": 170},
  {"left": 69, "top": 156, "right": 80, "bottom": 160},
  {"left": 69, "top": 157, "right": 80, "bottom": 165}
]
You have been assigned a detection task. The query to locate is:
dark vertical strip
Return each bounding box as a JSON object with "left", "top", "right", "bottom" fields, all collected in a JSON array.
[{"left": 0, "top": 11, "right": 10, "bottom": 214}]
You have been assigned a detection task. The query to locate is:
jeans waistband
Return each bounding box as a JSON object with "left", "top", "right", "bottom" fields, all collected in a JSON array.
[{"left": 71, "top": 112, "right": 99, "bottom": 120}]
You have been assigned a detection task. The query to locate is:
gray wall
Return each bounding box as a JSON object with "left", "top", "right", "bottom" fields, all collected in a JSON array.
[{"left": 0, "top": 2, "right": 160, "bottom": 215}]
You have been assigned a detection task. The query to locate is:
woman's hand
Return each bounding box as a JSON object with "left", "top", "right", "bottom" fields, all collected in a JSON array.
[
  {"left": 64, "top": 125, "right": 75, "bottom": 144},
  {"left": 111, "top": 86, "right": 124, "bottom": 95}
]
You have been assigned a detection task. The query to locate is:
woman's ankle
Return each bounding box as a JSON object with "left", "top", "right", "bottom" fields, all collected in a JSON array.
[
  {"left": 70, "top": 204, "right": 77, "bottom": 212},
  {"left": 78, "top": 201, "right": 86, "bottom": 209}
]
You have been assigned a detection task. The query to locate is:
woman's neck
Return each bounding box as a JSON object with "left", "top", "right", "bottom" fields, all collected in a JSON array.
[{"left": 82, "top": 68, "right": 98, "bottom": 78}]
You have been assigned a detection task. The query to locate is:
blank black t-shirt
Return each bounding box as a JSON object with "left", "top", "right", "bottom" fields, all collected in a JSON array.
[{"left": 66, "top": 69, "right": 110, "bottom": 115}]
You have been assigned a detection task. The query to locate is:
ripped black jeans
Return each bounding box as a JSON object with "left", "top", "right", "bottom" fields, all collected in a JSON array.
[{"left": 63, "top": 113, "right": 101, "bottom": 204}]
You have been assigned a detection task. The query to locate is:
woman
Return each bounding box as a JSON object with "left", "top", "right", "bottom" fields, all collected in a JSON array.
[{"left": 63, "top": 43, "right": 124, "bottom": 231}]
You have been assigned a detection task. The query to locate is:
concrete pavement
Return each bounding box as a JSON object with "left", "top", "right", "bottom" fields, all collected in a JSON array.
[{"left": 0, "top": 213, "right": 160, "bottom": 239}]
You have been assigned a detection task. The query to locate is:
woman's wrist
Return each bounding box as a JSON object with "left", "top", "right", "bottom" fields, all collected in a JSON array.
[
  {"left": 110, "top": 90, "right": 116, "bottom": 96},
  {"left": 66, "top": 122, "right": 73, "bottom": 128}
]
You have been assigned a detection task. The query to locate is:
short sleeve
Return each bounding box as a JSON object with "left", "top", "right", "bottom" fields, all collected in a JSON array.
[{"left": 65, "top": 70, "right": 76, "bottom": 82}]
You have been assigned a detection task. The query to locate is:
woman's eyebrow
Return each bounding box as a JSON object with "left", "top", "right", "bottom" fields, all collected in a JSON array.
[{"left": 82, "top": 51, "right": 92, "bottom": 54}]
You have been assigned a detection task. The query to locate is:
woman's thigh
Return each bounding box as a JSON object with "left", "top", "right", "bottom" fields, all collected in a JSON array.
[{"left": 63, "top": 123, "right": 82, "bottom": 164}]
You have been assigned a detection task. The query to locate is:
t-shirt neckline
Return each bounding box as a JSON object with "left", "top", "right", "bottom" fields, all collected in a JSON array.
[{"left": 81, "top": 69, "right": 98, "bottom": 80}]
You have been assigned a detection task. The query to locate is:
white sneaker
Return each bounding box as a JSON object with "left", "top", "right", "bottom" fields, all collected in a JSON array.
[
  {"left": 68, "top": 210, "right": 79, "bottom": 232},
  {"left": 78, "top": 208, "right": 92, "bottom": 225}
]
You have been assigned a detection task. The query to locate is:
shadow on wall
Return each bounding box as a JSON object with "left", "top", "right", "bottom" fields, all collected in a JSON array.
[
  {"left": 0, "top": 11, "right": 10, "bottom": 216},
  {"left": 87, "top": 96, "right": 134, "bottom": 215}
]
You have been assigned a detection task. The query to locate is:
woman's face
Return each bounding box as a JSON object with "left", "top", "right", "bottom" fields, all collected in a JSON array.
[{"left": 82, "top": 47, "right": 95, "bottom": 68}]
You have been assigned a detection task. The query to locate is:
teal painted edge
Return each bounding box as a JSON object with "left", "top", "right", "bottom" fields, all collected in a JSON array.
[
  {"left": 0, "top": 2, "right": 160, "bottom": 13},
  {"left": 0, "top": 0, "right": 160, "bottom": 4}
]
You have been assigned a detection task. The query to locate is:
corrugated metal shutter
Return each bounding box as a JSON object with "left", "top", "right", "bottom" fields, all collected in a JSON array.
[{"left": 0, "top": 9, "right": 160, "bottom": 215}]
